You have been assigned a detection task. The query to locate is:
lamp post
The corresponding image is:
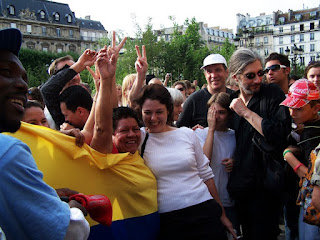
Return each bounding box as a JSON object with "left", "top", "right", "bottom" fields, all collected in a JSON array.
[{"left": 285, "top": 44, "right": 304, "bottom": 74}]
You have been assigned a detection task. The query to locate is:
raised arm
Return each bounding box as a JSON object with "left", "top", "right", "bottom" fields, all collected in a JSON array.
[
  {"left": 128, "top": 45, "right": 148, "bottom": 108},
  {"left": 89, "top": 49, "right": 117, "bottom": 153}
]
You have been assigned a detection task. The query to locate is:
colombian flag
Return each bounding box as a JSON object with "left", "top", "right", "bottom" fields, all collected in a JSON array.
[{"left": 6, "top": 122, "right": 159, "bottom": 239}]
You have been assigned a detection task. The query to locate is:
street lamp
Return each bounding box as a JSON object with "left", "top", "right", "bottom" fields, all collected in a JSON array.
[{"left": 285, "top": 44, "right": 304, "bottom": 74}]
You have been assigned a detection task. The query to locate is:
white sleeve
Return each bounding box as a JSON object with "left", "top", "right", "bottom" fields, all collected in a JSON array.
[
  {"left": 64, "top": 207, "right": 90, "bottom": 240},
  {"left": 190, "top": 130, "right": 214, "bottom": 181},
  {"left": 0, "top": 227, "right": 6, "bottom": 240}
]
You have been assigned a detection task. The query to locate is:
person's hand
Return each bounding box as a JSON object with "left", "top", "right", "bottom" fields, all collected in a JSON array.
[
  {"left": 135, "top": 45, "right": 148, "bottom": 76},
  {"left": 207, "top": 105, "right": 217, "bottom": 131},
  {"left": 221, "top": 158, "right": 234, "bottom": 172},
  {"left": 69, "top": 200, "right": 88, "bottom": 216},
  {"left": 60, "top": 128, "right": 85, "bottom": 147},
  {"left": 56, "top": 188, "right": 79, "bottom": 197},
  {"left": 192, "top": 124, "right": 204, "bottom": 131},
  {"left": 77, "top": 49, "right": 98, "bottom": 70},
  {"left": 107, "top": 31, "right": 127, "bottom": 63},
  {"left": 60, "top": 122, "right": 75, "bottom": 131},
  {"left": 96, "top": 50, "right": 117, "bottom": 81},
  {"left": 230, "top": 98, "right": 249, "bottom": 117},
  {"left": 86, "top": 65, "right": 101, "bottom": 93},
  {"left": 220, "top": 214, "right": 237, "bottom": 239}
]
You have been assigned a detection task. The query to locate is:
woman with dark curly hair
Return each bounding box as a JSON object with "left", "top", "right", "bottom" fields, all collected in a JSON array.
[{"left": 129, "top": 45, "right": 236, "bottom": 240}]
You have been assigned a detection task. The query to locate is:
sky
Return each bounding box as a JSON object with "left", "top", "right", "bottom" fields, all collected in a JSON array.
[{"left": 54, "top": 0, "right": 319, "bottom": 37}]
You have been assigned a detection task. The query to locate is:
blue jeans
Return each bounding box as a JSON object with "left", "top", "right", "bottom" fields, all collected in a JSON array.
[{"left": 299, "top": 206, "right": 320, "bottom": 240}]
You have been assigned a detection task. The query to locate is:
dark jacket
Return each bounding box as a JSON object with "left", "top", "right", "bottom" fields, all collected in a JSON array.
[
  {"left": 227, "top": 83, "right": 291, "bottom": 196},
  {"left": 177, "top": 87, "right": 233, "bottom": 128},
  {"left": 41, "top": 66, "right": 78, "bottom": 129}
]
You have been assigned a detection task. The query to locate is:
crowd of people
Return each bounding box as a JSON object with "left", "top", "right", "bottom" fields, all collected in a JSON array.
[{"left": 1, "top": 27, "right": 320, "bottom": 240}]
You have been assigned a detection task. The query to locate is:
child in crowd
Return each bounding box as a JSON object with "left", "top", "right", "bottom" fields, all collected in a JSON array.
[
  {"left": 194, "top": 92, "right": 240, "bottom": 238},
  {"left": 305, "top": 61, "right": 320, "bottom": 88},
  {"left": 282, "top": 79, "right": 320, "bottom": 240}
]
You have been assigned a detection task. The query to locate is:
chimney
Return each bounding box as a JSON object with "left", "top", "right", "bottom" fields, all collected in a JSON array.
[{"left": 85, "top": 15, "right": 91, "bottom": 20}]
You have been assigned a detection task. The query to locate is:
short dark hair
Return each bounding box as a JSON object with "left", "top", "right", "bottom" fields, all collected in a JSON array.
[
  {"left": 207, "top": 92, "right": 232, "bottom": 115},
  {"left": 304, "top": 61, "right": 320, "bottom": 78},
  {"left": 27, "top": 87, "right": 44, "bottom": 106},
  {"left": 112, "top": 107, "right": 141, "bottom": 131},
  {"left": 25, "top": 100, "right": 44, "bottom": 110},
  {"left": 173, "top": 81, "right": 187, "bottom": 90},
  {"left": 265, "top": 52, "right": 290, "bottom": 67},
  {"left": 135, "top": 84, "right": 174, "bottom": 126},
  {"left": 48, "top": 55, "right": 74, "bottom": 76},
  {"left": 59, "top": 85, "right": 93, "bottom": 112}
]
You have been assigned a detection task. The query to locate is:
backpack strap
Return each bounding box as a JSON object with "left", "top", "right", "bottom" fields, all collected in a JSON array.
[{"left": 140, "top": 132, "right": 149, "bottom": 158}]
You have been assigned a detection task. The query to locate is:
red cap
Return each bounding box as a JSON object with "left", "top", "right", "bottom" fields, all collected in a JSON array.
[{"left": 280, "top": 79, "right": 320, "bottom": 108}]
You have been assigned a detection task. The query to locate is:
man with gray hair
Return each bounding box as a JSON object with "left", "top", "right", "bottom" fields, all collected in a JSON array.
[{"left": 226, "top": 48, "right": 291, "bottom": 239}]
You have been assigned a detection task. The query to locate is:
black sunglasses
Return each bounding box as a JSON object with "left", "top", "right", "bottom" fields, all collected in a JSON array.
[
  {"left": 177, "top": 88, "right": 185, "bottom": 91},
  {"left": 264, "top": 64, "right": 286, "bottom": 73},
  {"left": 244, "top": 70, "right": 265, "bottom": 80}
]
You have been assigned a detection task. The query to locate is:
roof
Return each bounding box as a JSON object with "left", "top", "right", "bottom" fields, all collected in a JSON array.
[
  {"left": 76, "top": 18, "right": 105, "bottom": 31},
  {"left": 0, "top": 0, "right": 77, "bottom": 26}
]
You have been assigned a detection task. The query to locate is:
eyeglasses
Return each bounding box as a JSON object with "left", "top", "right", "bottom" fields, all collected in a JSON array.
[
  {"left": 264, "top": 64, "right": 286, "bottom": 73},
  {"left": 244, "top": 70, "right": 265, "bottom": 80},
  {"left": 177, "top": 88, "right": 185, "bottom": 91}
]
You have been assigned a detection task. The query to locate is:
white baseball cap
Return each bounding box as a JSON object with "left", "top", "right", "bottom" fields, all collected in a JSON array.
[{"left": 200, "top": 54, "right": 227, "bottom": 69}]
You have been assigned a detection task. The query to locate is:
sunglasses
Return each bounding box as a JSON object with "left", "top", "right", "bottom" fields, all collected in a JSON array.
[
  {"left": 244, "top": 70, "right": 265, "bottom": 80},
  {"left": 177, "top": 88, "right": 185, "bottom": 91},
  {"left": 264, "top": 64, "right": 286, "bottom": 73}
]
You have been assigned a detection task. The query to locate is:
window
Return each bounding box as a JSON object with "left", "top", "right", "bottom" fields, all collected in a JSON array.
[
  {"left": 300, "top": 45, "right": 304, "bottom": 52},
  {"left": 291, "top": 35, "right": 295, "bottom": 43},
  {"left": 300, "top": 57, "right": 305, "bottom": 65},
  {"left": 264, "top": 48, "right": 269, "bottom": 56},
  {"left": 39, "top": 10, "right": 45, "bottom": 19},
  {"left": 291, "top": 25, "right": 295, "bottom": 32},
  {"left": 42, "top": 47, "right": 48, "bottom": 52},
  {"left": 10, "top": 23, "right": 16, "bottom": 28},
  {"left": 265, "top": 27, "right": 269, "bottom": 31},
  {"left": 27, "top": 25, "right": 32, "bottom": 33},
  {"left": 54, "top": 12, "right": 60, "bottom": 21},
  {"left": 264, "top": 37, "right": 268, "bottom": 44},
  {"left": 279, "top": 47, "right": 284, "bottom": 54},
  {"left": 310, "top": 12, "right": 316, "bottom": 18},
  {"left": 295, "top": 14, "right": 302, "bottom": 21},
  {"left": 255, "top": 37, "right": 260, "bottom": 45},
  {"left": 300, "top": 34, "right": 304, "bottom": 42},
  {"left": 310, "top": 44, "right": 315, "bottom": 52},
  {"left": 67, "top": 14, "right": 72, "bottom": 23},
  {"left": 310, "top": 22, "right": 314, "bottom": 30},
  {"left": 279, "top": 37, "right": 283, "bottom": 44},
  {"left": 279, "top": 27, "right": 283, "bottom": 33},
  {"left": 266, "top": 18, "right": 271, "bottom": 25},
  {"left": 300, "top": 24, "right": 304, "bottom": 31},
  {"left": 279, "top": 17, "right": 285, "bottom": 24},
  {"left": 310, "top": 33, "right": 314, "bottom": 41},
  {"left": 8, "top": 5, "right": 15, "bottom": 15},
  {"left": 69, "top": 30, "right": 73, "bottom": 38},
  {"left": 310, "top": 56, "right": 316, "bottom": 62},
  {"left": 42, "top": 26, "right": 46, "bottom": 36},
  {"left": 56, "top": 28, "right": 61, "bottom": 37}
]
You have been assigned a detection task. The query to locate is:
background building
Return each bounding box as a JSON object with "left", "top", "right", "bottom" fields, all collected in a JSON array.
[
  {"left": 236, "top": 5, "right": 320, "bottom": 67},
  {"left": 154, "top": 22, "right": 235, "bottom": 50},
  {"left": 0, "top": 0, "right": 107, "bottom": 54}
]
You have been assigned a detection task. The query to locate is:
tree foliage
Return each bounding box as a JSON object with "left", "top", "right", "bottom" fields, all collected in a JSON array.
[{"left": 19, "top": 17, "right": 239, "bottom": 89}]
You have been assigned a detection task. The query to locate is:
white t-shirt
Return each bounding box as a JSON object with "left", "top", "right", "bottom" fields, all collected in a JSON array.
[
  {"left": 139, "top": 127, "right": 213, "bottom": 213},
  {"left": 195, "top": 128, "right": 236, "bottom": 207}
]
